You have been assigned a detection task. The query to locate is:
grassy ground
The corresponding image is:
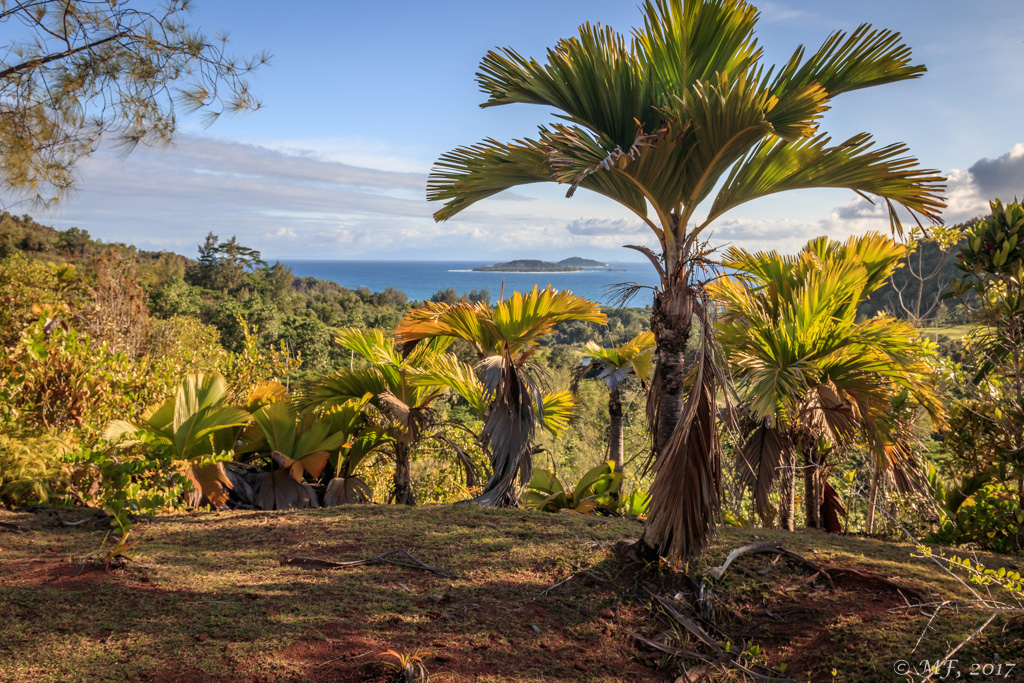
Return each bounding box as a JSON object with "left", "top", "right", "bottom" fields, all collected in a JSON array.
[
  {"left": 1, "top": 505, "right": 1022, "bottom": 682},
  {"left": 920, "top": 324, "right": 973, "bottom": 343}
]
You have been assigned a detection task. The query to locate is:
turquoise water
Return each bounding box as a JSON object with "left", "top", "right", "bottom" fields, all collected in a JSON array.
[{"left": 282, "top": 260, "right": 660, "bottom": 306}]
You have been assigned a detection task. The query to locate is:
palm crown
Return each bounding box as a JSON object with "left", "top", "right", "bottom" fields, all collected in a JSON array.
[
  {"left": 712, "top": 233, "right": 945, "bottom": 528},
  {"left": 395, "top": 287, "right": 604, "bottom": 506},
  {"left": 429, "top": 0, "right": 945, "bottom": 278}
]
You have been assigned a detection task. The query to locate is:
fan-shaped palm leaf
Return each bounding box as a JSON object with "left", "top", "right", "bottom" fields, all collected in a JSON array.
[{"left": 101, "top": 373, "right": 251, "bottom": 509}]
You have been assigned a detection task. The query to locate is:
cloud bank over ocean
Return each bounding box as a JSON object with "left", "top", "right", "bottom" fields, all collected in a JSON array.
[{"left": 45, "top": 136, "right": 1024, "bottom": 261}]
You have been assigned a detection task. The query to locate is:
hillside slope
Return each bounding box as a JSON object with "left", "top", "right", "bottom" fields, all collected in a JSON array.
[{"left": 1, "top": 506, "right": 1021, "bottom": 682}]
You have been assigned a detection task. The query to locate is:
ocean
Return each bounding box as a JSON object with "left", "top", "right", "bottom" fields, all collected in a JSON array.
[{"left": 282, "top": 260, "right": 660, "bottom": 306}]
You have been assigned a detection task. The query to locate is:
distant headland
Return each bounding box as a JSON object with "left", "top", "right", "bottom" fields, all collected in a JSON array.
[{"left": 472, "top": 257, "right": 609, "bottom": 272}]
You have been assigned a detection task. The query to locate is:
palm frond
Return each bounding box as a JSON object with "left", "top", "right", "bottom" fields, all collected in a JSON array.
[
  {"left": 428, "top": 138, "right": 555, "bottom": 222},
  {"left": 736, "top": 422, "right": 787, "bottom": 525},
  {"left": 770, "top": 23, "right": 925, "bottom": 99},
  {"left": 478, "top": 22, "right": 655, "bottom": 147},
  {"left": 643, "top": 337, "right": 721, "bottom": 561},
  {"left": 537, "top": 389, "right": 576, "bottom": 436},
  {"left": 708, "top": 133, "right": 946, "bottom": 235},
  {"left": 634, "top": 0, "right": 761, "bottom": 97},
  {"left": 292, "top": 368, "right": 388, "bottom": 416}
]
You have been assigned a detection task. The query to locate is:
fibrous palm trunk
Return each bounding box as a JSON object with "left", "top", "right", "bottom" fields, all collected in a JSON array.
[
  {"left": 778, "top": 446, "right": 796, "bottom": 532},
  {"left": 802, "top": 438, "right": 823, "bottom": 529},
  {"left": 865, "top": 467, "right": 882, "bottom": 533},
  {"left": 393, "top": 441, "right": 415, "bottom": 506},
  {"left": 608, "top": 387, "right": 624, "bottom": 471},
  {"left": 639, "top": 265, "right": 721, "bottom": 563}
]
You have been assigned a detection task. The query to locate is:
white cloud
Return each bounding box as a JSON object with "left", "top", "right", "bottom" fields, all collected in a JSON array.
[
  {"left": 756, "top": 1, "right": 812, "bottom": 22},
  {"left": 38, "top": 136, "right": 1024, "bottom": 261},
  {"left": 567, "top": 216, "right": 647, "bottom": 236}
]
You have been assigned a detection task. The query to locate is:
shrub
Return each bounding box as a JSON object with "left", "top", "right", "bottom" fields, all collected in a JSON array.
[
  {"left": 0, "top": 426, "right": 74, "bottom": 507},
  {"left": 928, "top": 481, "right": 1024, "bottom": 554}
]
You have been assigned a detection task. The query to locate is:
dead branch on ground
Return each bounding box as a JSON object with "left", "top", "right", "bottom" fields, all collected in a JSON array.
[{"left": 282, "top": 549, "right": 460, "bottom": 579}]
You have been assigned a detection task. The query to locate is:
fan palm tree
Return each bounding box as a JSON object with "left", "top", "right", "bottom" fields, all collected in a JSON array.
[
  {"left": 712, "top": 233, "right": 945, "bottom": 531},
  {"left": 242, "top": 399, "right": 379, "bottom": 510},
  {"left": 293, "top": 328, "right": 474, "bottom": 505},
  {"left": 427, "top": 0, "right": 945, "bottom": 560},
  {"left": 102, "top": 373, "right": 251, "bottom": 508},
  {"left": 395, "top": 286, "right": 605, "bottom": 507},
  {"left": 577, "top": 330, "right": 656, "bottom": 470}
]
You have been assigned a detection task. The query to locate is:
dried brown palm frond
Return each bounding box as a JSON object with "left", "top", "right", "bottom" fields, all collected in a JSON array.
[
  {"left": 427, "top": 433, "right": 480, "bottom": 488},
  {"left": 821, "top": 479, "right": 848, "bottom": 533},
  {"left": 735, "top": 421, "right": 788, "bottom": 526},
  {"left": 605, "top": 281, "right": 655, "bottom": 308},
  {"left": 641, "top": 283, "right": 733, "bottom": 563},
  {"left": 474, "top": 348, "right": 536, "bottom": 506},
  {"left": 324, "top": 476, "right": 373, "bottom": 506},
  {"left": 254, "top": 469, "right": 319, "bottom": 510}
]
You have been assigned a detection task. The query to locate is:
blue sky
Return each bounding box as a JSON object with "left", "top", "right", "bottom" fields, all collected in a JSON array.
[{"left": 45, "top": 0, "right": 1024, "bottom": 261}]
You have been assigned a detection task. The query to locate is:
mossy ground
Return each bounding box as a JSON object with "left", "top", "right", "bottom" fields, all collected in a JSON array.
[{"left": 1, "top": 506, "right": 1021, "bottom": 682}]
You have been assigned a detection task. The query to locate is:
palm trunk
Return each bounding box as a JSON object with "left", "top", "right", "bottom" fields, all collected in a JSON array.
[
  {"left": 650, "top": 287, "right": 691, "bottom": 457},
  {"left": 803, "top": 439, "right": 822, "bottom": 529},
  {"left": 803, "top": 451, "right": 817, "bottom": 528},
  {"left": 608, "top": 387, "right": 624, "bottom": 470},
  {"left": 866, "top": 467, "right": 881, "bottom": 534},
  {"left": 393, "top": 441, "right": 415, "bottom": 506},
  {"left": 638, "top": 266, "right": 721, "bottom": 563},
  {"left": 778, "top": 446, "right": 796, "bottom": 532}
]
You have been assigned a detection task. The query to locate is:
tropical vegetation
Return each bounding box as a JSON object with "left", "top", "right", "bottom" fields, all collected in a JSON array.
[
  {"left": 6, "top": 0, "right": 1024, "bottom": 679},
  {"left": 712, "top": 233, "right": 945, "bottom": 533},
  {"left": 577, "top": 330, "right": 656, "bottom": 470},
  {"left": 427, "top": 0, "right": 945, "bottom": 561},
  {"left": 394, "top": 286, "right": 604, "bottom": 506}
]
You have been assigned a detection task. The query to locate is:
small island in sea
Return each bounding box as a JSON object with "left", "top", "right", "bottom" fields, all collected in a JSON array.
[{"left": 473, "top": 257, "right": 609, "bottom": 272}]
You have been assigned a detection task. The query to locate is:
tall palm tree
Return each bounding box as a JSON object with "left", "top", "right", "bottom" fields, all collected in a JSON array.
[
  {"left": 395, "top": 286, "right": 605, "bottom": 507},
  {"left": 712, "top": 233, "right": 945, "bottom": 530},
  {"left": 427, "top": 0, "right": 945, "bottom": 561},
  {"left": 293, "top": 328, "right": 466, "bottom": 505},
  {"left": 577, "top": 330, "right": 656, "bottom": 470}
]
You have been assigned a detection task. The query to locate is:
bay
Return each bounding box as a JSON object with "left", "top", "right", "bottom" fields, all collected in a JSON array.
[{"left": 282, "top": 260, "right": 660, "bottom": 306}]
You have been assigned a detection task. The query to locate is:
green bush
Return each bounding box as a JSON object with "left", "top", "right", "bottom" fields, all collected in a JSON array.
[
  {"left": 928, "top": 481, "right": 1024, "bottom": 554},
  {"left": 65, "top": 439, "right": 188, "bottom": 517}
]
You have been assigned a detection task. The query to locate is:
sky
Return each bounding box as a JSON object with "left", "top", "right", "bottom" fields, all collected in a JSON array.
[{"left": 39, "top": 0, "right": 1024, "bottom": 262}]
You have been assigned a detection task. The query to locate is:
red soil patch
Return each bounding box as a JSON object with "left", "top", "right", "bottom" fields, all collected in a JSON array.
[{"left": 0, "top": 557, "right": 116, "bottom": 587}]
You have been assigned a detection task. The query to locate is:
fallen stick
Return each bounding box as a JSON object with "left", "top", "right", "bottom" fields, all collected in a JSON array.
[
  {"left": 541, "top": 562, "right": 611, "bottom": 595},
  {"left": 625, "top": 628, "right": 795, "bottom": 683},
  {"left": 702, "top": 541, "right": 927, "bottom": 601},
  {"left": 282, "top": 549, "right": 460, "bottom": 579},
  {"left": 704, "top": 541, "right": 833, "bottom": 588},
  {"left": 0, "top": 522, "right": 30, "bottom": 535}
]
